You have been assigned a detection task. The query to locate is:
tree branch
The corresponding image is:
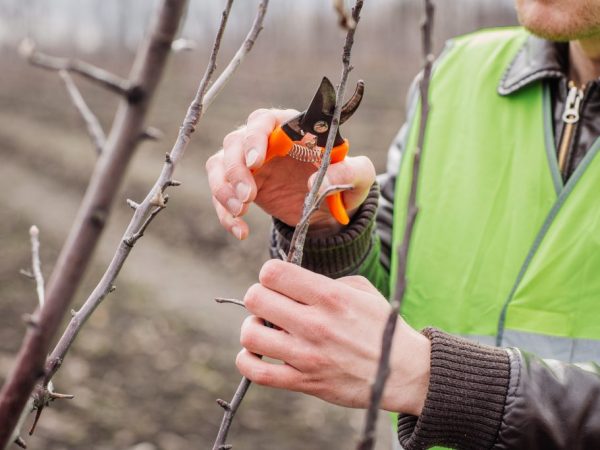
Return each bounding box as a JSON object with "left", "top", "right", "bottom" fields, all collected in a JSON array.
[
  {"left": 19, "top": 0, "right": 267, "bottom": 437},
  {"left": 0, "top": 1, "right": 188, "bottom": 445},
  {"left": 356, "top": 2, "right": 435, "bottom": 449},
  {"left": 28, "top": 226, "right": 44, "bottom": 308},
  {"left": 214, "top": 297, "right": 246, "bottom": 309},
  {"left": 287, "top": 1, "right": 364, "bottom": 266},
  {"left": 19, "top": 38, "right": 134, "bottom": 98},
  {"left": 59, "top": 70, "right": 107, "bottom": 154},
  {"left": 212, "top": 1, "right": 363, "bottom": 448}
]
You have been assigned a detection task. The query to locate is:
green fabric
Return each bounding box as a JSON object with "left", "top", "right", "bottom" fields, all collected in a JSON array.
[
  {"left": 379, "top": 26, "right": 600, "bottom": 343},
  {"left": 357, "top": 27, "right": 600, "bottom": 448}
]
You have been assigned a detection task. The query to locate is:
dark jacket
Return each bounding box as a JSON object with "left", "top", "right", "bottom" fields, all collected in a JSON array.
[{"left": 271, "top": 34, "right": 600, "bottom": 449}]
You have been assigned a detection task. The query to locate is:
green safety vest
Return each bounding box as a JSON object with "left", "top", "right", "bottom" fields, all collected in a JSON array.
[{"left": 388, "top": 27, "right": 600, "bottom": 363}]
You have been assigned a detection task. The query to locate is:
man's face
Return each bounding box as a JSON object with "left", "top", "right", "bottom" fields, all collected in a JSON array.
[{"left": 515, "top": 0, "right": 600, "bottom": 41}]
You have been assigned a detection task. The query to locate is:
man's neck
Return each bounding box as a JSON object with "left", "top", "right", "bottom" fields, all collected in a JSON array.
[{"left": 569, "top": 37, "right": 600, "bottom": 86}]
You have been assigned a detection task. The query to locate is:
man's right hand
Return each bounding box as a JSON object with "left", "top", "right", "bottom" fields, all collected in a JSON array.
[{"left": 205, "top": 108, "right": 376, "bottom": 240}]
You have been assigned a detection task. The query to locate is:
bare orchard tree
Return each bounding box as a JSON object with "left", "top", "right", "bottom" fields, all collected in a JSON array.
[{"left": 0, "top": 0, "right": 269, "bottom": 447}]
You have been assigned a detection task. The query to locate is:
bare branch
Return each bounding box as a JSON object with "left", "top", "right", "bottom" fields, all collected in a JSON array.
[
  {"left": 123, "top": 206, "right": 165, "bottom": 247},
  {"left": 0, "top": 1, "right": 189, "bottom": 445},
  {"left": 214, "top": 297, "right": 246, "bottom": 309},
  {"left": 19, "top": 38, "right": 133, "bottom": 98},
  {"left": 13, "top": 436, "right": 26, "bottom": 449},
  {"left": 19, "top": 269, "right": 34, "bottom": 279},
  {"left": 171, "top": 38, "right": 197, "bottom": 52},
  {"left": 16, "top": 0, "right": 266, "bottom": 437},
  {"left": 202, "top": 0, "right": 269, "bottom": 112},
  {"left": 59, "top": 70, "right": 106, "bottom": 154},
  {"left": 28, "top": 226, "right": 44, "bottom": 308},
  {"left": 140, "top": 126, "right": 164, "bottom": 141},
  {"left": 213, "top": 377, "right": 253, "bottom": 450},
  {"left": 333, "top": 0, "right": 357, "bottom": 30},
  {"left": 356, "top": 2, "right": 435, "bottom": 449},
  {"left": 287, "top": 1, "right": 364, "bottom": 266}
]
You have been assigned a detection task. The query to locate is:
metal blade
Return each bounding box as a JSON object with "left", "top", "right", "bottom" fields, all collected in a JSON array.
[
  {"left": 299, "top": 77, "right": 337, "bottom": 130},
  {"left": 340, "top": 80, "right": 365, "bottom": 124}
]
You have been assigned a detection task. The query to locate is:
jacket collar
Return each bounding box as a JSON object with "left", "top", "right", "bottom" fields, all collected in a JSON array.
[{"left": 498, "top": 35, "right": 569, "bottom": 96}]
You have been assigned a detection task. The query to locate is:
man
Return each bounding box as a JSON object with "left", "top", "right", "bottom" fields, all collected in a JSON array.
[{"left": 205, "top": 0, "right": 600, "bottom": 448}]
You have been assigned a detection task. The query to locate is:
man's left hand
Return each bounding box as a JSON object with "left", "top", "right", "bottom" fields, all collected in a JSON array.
[{"left": 236, "top": 260, "right": 431, "bottom": 416}]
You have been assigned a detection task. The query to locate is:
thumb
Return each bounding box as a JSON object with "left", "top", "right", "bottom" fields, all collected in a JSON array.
[{"left": 307, "top": 155, "right": 375, "bottom": 209}]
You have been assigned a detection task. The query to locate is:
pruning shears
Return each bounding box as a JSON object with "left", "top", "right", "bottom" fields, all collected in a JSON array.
[{"left": 261, "top": 77, "right": 365, "bottom": 225}]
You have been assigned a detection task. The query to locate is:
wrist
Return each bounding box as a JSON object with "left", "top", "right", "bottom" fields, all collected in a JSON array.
[{"left": 381, "top": 323, "right": 431, "bottom": 416}]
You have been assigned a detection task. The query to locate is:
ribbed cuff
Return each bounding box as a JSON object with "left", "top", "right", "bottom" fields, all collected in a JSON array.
[
  {"left": 269, "top": 183, "right": 379, "bottom": 278},
  {"left": 398, "top": 328, "right": 511, "bottom": 450}
]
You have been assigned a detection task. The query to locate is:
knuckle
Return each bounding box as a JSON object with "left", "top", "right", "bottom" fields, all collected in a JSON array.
[
  {"left": 213, "top": 184, "right": 233, "bottom": 204},
  {"left": 239, "top": 321, "right": 258, "bottom": 350},
  {"left": 305, "top": 316, "right": 331, "bottom": 341},
  {"left": 247, "top": 108, "right": 272, "bottom": 122},
  {"left": 205, "top": 153, "right": 220, "bottom": 171},
  {"left": 259, "top": 260, "right": 283, "bottom": 286},
  {"left": 223, "top": 129, "right": 243, "bottom": 148},
  {"left": 223, "top": 161, "right": 244, "bottom": 183},
  {"left": 243, "top": 283, "right": 263, "bottom": 311}
]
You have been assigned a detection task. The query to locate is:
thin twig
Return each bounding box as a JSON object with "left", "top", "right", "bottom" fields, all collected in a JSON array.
[
  {"left": 28, "top": 226, "right": 44, "bottom": 308},
  {"left": 26, "top": 0, "right": 266, "bottom": 436},
  {"left": 214, "top": 377, "right": 252, "bottom": 450},
  {"left": 140, "top": 126, "right": 164, "bottom": 141},
  {"left": 202, "top": 0, "right": 269, "bottom": 112},
  {"left": 215, "top": 297, "right": 246, "bottom": 309},
  {"left": 213, "top": 1, "right": 362, "bottom": 448},
  {"left": 59, "top": 70, "right": 107, "bottom": 154},
  {"left": 0, "top": 1, "right": 188, "bottom": 445},
  {"left": 287, "top": 1, "right": 364, "bottom": 266},
  {"left": 356, "top": 2, "right": 434, "bottom": 449},
  {"left": 19, "top": 38, "right": 134, "bottom": 98}
]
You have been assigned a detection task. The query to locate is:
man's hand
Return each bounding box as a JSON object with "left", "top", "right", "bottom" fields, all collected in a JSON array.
[
  {"left": 205, "top": 108, "right": 376, "bottom": 240},
  {"left": 236, "top": 260, "right": 431, "bottom": 416}
]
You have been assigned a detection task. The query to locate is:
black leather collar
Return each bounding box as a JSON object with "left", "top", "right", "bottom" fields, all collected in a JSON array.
[{"left": 498, "top": 35, "right": 569, "bottom": 96}]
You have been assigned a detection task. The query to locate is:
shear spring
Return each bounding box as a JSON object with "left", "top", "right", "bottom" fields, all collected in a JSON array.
[{"left": 288, "top": 143, "right": 322, "bottom": 164}]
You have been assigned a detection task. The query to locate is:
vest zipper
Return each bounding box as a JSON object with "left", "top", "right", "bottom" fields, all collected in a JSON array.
[{"left": 557, "top": 81, "right": 585, "bottom": 179}]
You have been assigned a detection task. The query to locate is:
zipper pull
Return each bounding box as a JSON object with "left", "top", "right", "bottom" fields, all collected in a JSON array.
[{"left": 562, "top": 81, "right": 584, "bottom": 124}]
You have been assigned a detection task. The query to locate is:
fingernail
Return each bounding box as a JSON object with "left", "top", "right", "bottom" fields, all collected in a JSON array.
[
  {"left": 246, "top": 148, "right": 259, "bottom": 168},
  {"left": 227, "top": 198, "right": 242, "bottom": 216},
  {"left": 236, "top": 182, "right": 250, "bottom": 202},
  {"left": 232, "top": 225, "right": 243, "bottom": 240}
]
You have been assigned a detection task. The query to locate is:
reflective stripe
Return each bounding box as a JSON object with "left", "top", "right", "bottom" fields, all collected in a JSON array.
[{"left": 463, "top": 332, "right": 600, "bottom": 363}]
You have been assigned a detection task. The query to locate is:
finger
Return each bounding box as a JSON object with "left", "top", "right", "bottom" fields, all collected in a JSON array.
[
  {"left": 211, "top": 196, "right": 249, "bottom": 240},
  {"left": 337, "top": 275, "right": 381, "bottom": 295},
  {"left": 258, "top": 259, "right": 341, "bottom": 306},
  {"left": 240, "top": 316, "right": 304, "bottom": 365},
  {"left": 308, "top": 155, "right": 375, "bottom": 199},
  {"left": 243, "top": 108, "right": 299, "bottom": 170},
  {"left": 207, "top": 151, "right": 247, "bottom": 217},
  {"left": 236, "top": 348, "right": 304, "bottom": 390},
  {"left": 243, "top": 283, "right": 307, "bottom": 332},
  {"left": 222, "top": 129, "right": 258, "bottom": 205}
]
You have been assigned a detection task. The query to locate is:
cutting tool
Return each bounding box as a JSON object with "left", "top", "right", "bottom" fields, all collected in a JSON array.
[{"left": 261, "top": 76, "right": 364, "bottom": 225}]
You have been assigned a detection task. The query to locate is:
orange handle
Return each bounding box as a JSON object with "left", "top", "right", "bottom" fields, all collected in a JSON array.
[
  {"left": 326, "top": 139, "right": 350, "bottom": 225},
  {"left": 265, "top": 126, "right": 294, "bottom": 164},
  {"left": 263, "top": 126, "right": 351, "bottom": 225}
]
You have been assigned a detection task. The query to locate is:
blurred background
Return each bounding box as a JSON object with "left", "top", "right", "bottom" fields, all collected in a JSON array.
[{"left": 0, "top": 1, "right": 516, "bottom": 449}]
